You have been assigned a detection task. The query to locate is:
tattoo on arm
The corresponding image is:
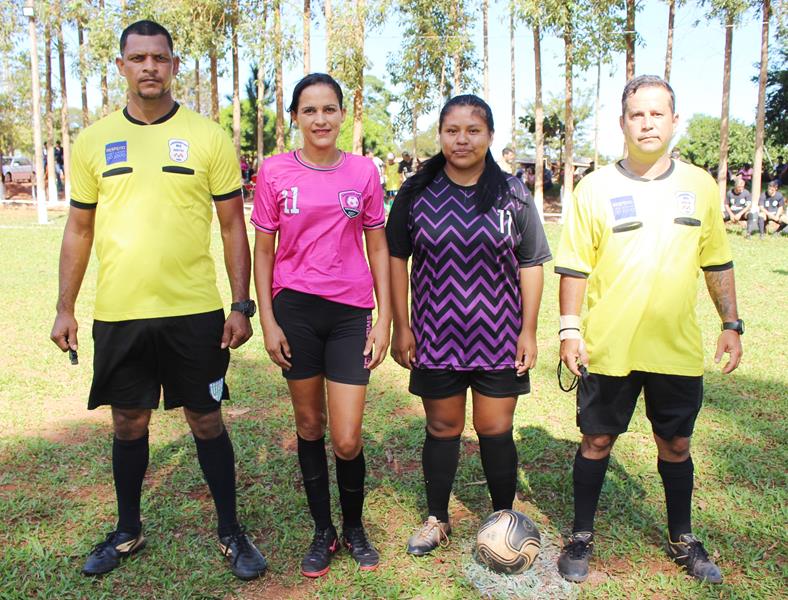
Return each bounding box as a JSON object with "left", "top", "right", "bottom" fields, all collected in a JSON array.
[{"left": 704, "top": 269, "right": 738, "bottom": 321}]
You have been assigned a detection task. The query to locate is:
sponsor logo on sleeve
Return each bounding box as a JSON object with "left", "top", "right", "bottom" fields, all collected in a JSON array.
[
  {"left": 339, "top": 190, "right": 362, "bottom": 218},
  {"left": 676, "top": 191, "right": 696, "bottom": 215},
  {"left": 168, "top": 139, "right": 189, "bottom": 163},
  {"left": 105, "top": 141, "right": 127, "bottom": 165}
]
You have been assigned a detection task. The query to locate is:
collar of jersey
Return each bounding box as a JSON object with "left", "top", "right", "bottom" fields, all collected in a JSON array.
[
  {"left": 122, "top": 102, "right": 180, "bottom": 126},
  {"left": 293, "top": 149, "right": 346, "bottom": 171},
  {"left": 615, "top": 158, "right": 675, "bottom": 182}
]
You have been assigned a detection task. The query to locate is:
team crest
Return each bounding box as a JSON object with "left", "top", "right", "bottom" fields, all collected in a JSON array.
[
  {"left": 676, "top": 191, "right": 696, "bottom": 216},
  {"left": 208, "top": 378, "right": 224, "bottom": 402},
  {"left": 338, "top": 190, "right": 362, "bottom": 218},
  {"left": 168, "top": 139, "right": 189, "bottom": 163}
]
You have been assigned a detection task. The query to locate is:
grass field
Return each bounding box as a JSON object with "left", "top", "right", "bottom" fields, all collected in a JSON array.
[{"left": 0, "top": 206, "right": 785, "bottom": 600}]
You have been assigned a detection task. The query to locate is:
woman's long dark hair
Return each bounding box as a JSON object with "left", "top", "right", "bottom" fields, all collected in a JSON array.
[{"left": 396, "top": 95, "right": 509, "bottom": 214}]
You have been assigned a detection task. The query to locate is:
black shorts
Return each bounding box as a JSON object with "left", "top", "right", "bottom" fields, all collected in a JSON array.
[
  {"left": 409, "top": 368, "right": 530, "bottom": 399},
  {"left": 385, "top": 190, "right": 398, "bottom": 200},
  {"left": 272, "top": 289, "right": 372, "bottom": 385},
  {"left": 89, "top": 310, "right": 230, "bottom": 413},
  {"left": 576, "top": 371, "right": 703, "bottom": 440}
]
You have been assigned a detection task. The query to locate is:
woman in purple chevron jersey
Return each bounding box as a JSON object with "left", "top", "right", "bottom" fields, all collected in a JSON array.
[{"left": 386, "top": 95, "right": 552, "bottom": 557}]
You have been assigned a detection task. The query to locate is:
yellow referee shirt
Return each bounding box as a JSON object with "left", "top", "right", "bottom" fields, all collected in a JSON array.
[
  {"left": 70, "top": 104, "right": 242, "bottom": 321},
  {"left": 555, "top": 160, "right": 732, "bottom": 377}
]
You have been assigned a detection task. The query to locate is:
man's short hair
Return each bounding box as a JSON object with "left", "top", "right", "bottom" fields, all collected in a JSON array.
[
  {"left": 768, "top": 180, "right": 779, "bottom": 188},
  {"left": 621, "top": 75, "right": 676, "bottom": 116},
  {"left": 733, "top": 176, "right": 745, "bottom": 187},
  {"left": 120, "top": 20, "right": 173, "bottom": 55},
  {"left": 502, "top": 147, "right": 514, "bottom": 156}
]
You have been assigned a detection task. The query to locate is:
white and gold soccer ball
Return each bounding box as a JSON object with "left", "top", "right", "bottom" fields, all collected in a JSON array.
[{"left": 475, "top": 509, "right": 541, "bottom": 574}]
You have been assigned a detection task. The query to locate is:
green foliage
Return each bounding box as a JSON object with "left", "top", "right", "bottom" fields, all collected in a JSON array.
[
  {"left": 764, "top": 41, "right": 787, "bottom": 146},
  {"left": 336, "top": 76, "right": 397, "bottom": 156},
  {"left": 0, "top": 52, "right": 34, "bottom": 156},
  {"left": 220, "top": 65, "right": 277, "bottom": 156},
  {"left": 518, "top": 92, "right": 594, "bottom": 158}
]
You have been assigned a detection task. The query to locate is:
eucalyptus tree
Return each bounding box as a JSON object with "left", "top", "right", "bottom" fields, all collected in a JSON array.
[
  {"left": 56, "top": 0, "right": 72, "bottom": 200},
  {"left": 664, "top": 0, "right": 677, "bottom": 81},
  {"left": 625, "top": 0, "right": 636, "bottom": 80},
  {"left": 752, "top": 0, "right": 772, "bottom": 202},
  {"left": 304, "top": 0, "right": 311, "bottom": 74}
]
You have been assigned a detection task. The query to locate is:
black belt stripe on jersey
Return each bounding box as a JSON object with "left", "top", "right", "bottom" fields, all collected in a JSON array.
[
  {"left": 102, "top": 167, "right": 133, "bottom": 178},
  {"left": 611, "top": 221, "right": 643, "bottom": 233},
  {"left": 162, "top": 166, "right": 195, "bottom": 175},
  {"left": 674, "top": 217, "right": 701, "bottom": 227}
]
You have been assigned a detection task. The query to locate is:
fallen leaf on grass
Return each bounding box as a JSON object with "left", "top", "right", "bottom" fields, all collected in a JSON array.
[{"left": 227, "top": 408, "right": 251, "bottom": 417}]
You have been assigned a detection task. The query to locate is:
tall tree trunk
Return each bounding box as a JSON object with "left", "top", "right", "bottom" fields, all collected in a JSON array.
[
  {"left": 57, "top": 16, "right": 71, "bottom": 202},
  {"left": 664, "top": 0, "right": 675, "bottom": 81},
  {"left": 99, "top": 0, "right": 108, "bottom": 116},
  {"left": 594, "top": 58, "right": 601, "bottom": 167},
  {"left": 304, "top": 0, "right": 311, "bottom": 74},
  {"left": 439, "top": 59, "right": 447, "bottom": 102},
  {"left": 483, "top": 0, "right": 489, "bottom": 101},
  {"left": 231, "top": 4, "right": 241, "bottom": 159},
  {"left": 625, "top": 0, "right": 635, "bottom": 80},
  {"left": 717, "top": 9, "right": 734, "bottom": 206},
  {"left": 27, "top": 4, "right": 48, "bottom": 219},
  {"left": 275, "top": 0, "right": 285, "bottom": 152},
  {"left": 351, "top": 0, "right": 365, "bottom": 154},
  {"left": 257, "top": 70, "right": 266, "bottom": 160},
  {"left": 752, "top": 0, "right": 770, "bottom": 204},
  {"left": 210, "top": 49, "right": 219, "bottom": 122},
  {"left": 533, "top": 23, "right": 545, "bottom": 222},
  {"left": 45, "top": 28, "right": 57, "bottom": 203},
  {"left": 510, "top": 7, "right": 516, "bottom": 151},
  {"left": 325, "top": 0, "right": 332, "bottom": 74},
  {"left": 412, "top": 110, "right": 418, "bottom": 156},
  {"left": 563, "top": 26, "right": 575, "bottom": 200},
  {"left": 195, "top": 57, "right": 201, "bottom": 114},
  {"left": 77, "top": 21, "right": 89, "bottom": 128},
  {"left": 453, "top": 53, "right": 461, "bottom": 95}
]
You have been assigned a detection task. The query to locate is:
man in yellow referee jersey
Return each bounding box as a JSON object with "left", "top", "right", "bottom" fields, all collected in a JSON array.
[
  {"left": 554, "top": 76, "right": 743, "bottom": 585},
  {"left": 50, "top": 20, "right": 266, "bottom": 580}
]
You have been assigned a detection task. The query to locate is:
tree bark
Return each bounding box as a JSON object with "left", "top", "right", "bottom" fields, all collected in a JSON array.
[
  {"left": 625, "top": 0, "right": 635, "bottom": 81},
  {"left": 717, "top": 10, "right": 734, "bottom": 207},
  {"left": 325, "top": 0, "right": 333, "bottom": 74},
  {"left": 351, "top": 0, "right": 365, "bottom": 154},
  {"left": 257, "top": 69, "right": 266, "bottom": 161},
  {"left": 594, "top": 58, "right": 601, "bottom": 167},
  {"left": 664, "top": 0, "right": 675, "bottom": 82},
  {"left": 533, "top": 23, "right": 545, "bottom": 222},
  {"left": 77, "top": 21, "right": 89, "bottom": 128},
  {"left": 563, "top": 25, "right": 575, "bottom": 200},
  {"left": 483, "top": 0, "right": 489, "bottom": 101},
  {"left": 45, "top": 28, "right": 57, "bottom": 203},
  {"left": 275, "top": 0, "right": 285, "bottom": 152},
  {"left": 304, "top": 0, "right": 311, "bottom": 74},
  {"left": 210, "top": 49, "right": 219, "bottom": 122},
  {"left": 57, "top": 15, "right": 71, "bottom": 202},
  {"left": 195, "top": 57, "right": 201, "bottom": 114},
  {"left": 231, "top": 3, "right": 241, "bottom": 159},
  {"left": 99, "top": 0, "right": 108, "bottom": 116},
  {"left": 27, "top": 5, "right": 48, "bottom": 219},
  {"left": 510, "top": 7, "right": 516, "bottom": 152},
  {"left": 752, "top": 0, "right": 770, "bottom": 204}
]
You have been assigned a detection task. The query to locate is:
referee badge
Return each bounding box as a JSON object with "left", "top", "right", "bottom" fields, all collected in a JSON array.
[
  {"left": 168, "top": 139, "right": 190, "bottom": 163},
  {"left": 676, "top": 191, "right": 696, "bottom": 215},
  {"left": 338, "top": 190, "right": 362, "bottom": 218},
  {"left": 208, "top": 378, "right": 224, "bottom": 402}
]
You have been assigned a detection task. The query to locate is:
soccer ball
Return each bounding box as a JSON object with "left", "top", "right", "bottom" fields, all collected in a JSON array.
[{"left": 475, "top": 509, "right": 541, "bottom": 574}]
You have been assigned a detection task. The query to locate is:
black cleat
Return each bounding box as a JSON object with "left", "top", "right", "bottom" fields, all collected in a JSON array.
[
  {"left": 666, "top": 533, "right": 723, "bottom": 584},
  {"left": 343, "top": 525, "right": 379, "bottom": 571},
  {"left": 82, "top": 530, "right": 146, "bottom": 576},
  {"left": 301, "top": 525, "right": 339, "bottom": 578},
  {"left": 219, "top": 528, "right": 268, "bottom": 581},
  {"left": 557, "top": 531, "right": 594, "bottom": 583}
]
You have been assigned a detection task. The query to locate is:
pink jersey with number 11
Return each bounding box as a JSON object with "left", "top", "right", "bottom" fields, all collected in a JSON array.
[{"left": 251, "top": 150, "right": 385, "bottom": 309}]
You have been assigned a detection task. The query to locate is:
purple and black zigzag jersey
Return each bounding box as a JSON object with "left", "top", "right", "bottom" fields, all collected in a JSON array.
[{"left": 387, "top": 172, "right": 552, "bottom": 370}]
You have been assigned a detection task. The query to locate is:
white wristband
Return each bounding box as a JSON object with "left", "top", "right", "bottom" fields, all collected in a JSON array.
[
  {"left": 559, "top": 315, "right": 582, "bottom": 330},
  {"left": 559, "top": 328, "right": 583, "bottom": 341}
]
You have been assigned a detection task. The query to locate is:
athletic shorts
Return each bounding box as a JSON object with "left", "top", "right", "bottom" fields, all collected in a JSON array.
[
  {"left": 385, "top": 190, "right": 398, "bottom": 200},
  {"left": 409, "top": 368, "right": 530, "bottom": 399},
  {"left": 576, "top": 370, "right": 703, "bottom": 440},
  {"left": 272, "top": 289, "right": 372, "bottom": 385},
  {"left": 89, "top": 309, "right": 230, "bottom": 413}
]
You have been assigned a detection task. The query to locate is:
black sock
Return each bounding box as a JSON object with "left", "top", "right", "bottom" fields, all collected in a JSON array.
[
  {"left": 758, "top": 217, "right": 765, "bottom": 234},
  {"left": 297, "top": 435, "right": 333, "bottom": 530},
  {"left": 113, "top": 432, "right": 149, "bottom": 535},
  {"left": 193, "top": 428, "right": 239, "bottom": 538},
  {"left": 478, "top": 429, "right": 518, "bottom": 511},
  {"left": 335, "top": 449, "right": 366, "bottom": 529},
  {"left": 422, "top": 429, "right": 460, "bottom": 523},
  {"left": 658, "top": 456, "right": 694, "bottom": 540},
  {"left": 572, "top": 449, "right": 610, "bottom": 533}
]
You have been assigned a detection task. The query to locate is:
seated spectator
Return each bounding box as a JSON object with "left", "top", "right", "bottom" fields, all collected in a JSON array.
[
  {"left": 756, "top": 180, "right": 787, "bottom": 237},
  {"left": 724, "top": 177, "right": 754, "bottom": 237}
]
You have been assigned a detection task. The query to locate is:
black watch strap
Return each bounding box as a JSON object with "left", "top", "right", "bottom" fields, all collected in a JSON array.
[
  {"left": 721, "top": 319, "right": 744, "bottom": 335},
  {"left": 231, "top": 299, "right": 256, "bottom": 318}
]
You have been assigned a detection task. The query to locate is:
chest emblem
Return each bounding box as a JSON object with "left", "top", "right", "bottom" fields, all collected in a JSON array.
[
  {"left": 339, "top": 190, "right": 362, "bottom": 218},
  {"left": 676, "top": 191, "right": 696, "bottom": 216},
  {"left": 105, "top": 141, "right": 127, "bottom": 165},
  {"left": 610, "top": 195, "right": 636, "bottom": 220},
  {"left": 168, "top": 139, "right": 189, "bottom": 163}
]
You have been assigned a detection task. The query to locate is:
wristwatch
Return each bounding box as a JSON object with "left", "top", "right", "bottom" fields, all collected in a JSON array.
[
  {"left": 721, "top": 319, "right": 744, "bottom": 335},
  {"left": 231, "top": 299, "right": 256, "bottom": 318}
]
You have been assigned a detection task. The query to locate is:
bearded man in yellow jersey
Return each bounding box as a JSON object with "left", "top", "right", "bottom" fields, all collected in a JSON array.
[
  {"left": 50, "top": 20, "right": 267, "bottom": 580},
  {"left": 554, "top": 75, "right": 743, "bottom": 585}
]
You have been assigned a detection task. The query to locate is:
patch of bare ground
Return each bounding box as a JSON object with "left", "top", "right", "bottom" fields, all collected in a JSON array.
[
  {"left": 390, "top": 402, "right": 423, "bottom": 419},
  {"left": 233, "top": 579, "right": 314, "bottom": 600}
]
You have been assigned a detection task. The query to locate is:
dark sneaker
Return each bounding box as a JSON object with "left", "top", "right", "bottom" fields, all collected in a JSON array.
[
  {"left": 343, "top": 525, "right": 380, "bottom": 571},
  {"left": 301, "top": 525, "right": 339, "bottom": 578},
  {"left": 219, "top": 528, "right": 268, "bottom": 581},
  {"left": 557, "top": 531, "right": 594, "bottom": 583},
  {"left": 406, "top": 516, "right": 451, "bottom": 556},
  {"left": 82, "top": 530, "right": 146, "bottom": 576},
  {"left": 666, "top": 533, "right": 723, "bottom": 584}
]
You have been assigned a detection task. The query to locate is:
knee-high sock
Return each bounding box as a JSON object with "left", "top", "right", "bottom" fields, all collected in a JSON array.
[
  {"left": 297, "top": 435, "right": 333, "bottom": 530},
  {"left": 658, "top": 456, "right": 694, "bottom": 540},
  {"left": 335, "top": 449, "right": 366, "bottom": 529},
  {"left": 422, "top": 429, "right": 461, "bottom": 523},
  {"left": 194, "top": 428, "right": 240, "bottom": 537},
  {"left": 113, "top": 432, "right": 149, "bottom": 535},
  {"left": 478, "top": 429, "right": 518, "bottom": 511},
  {"left": 572, "top": 449, "right": 610, "bottom": 533}
]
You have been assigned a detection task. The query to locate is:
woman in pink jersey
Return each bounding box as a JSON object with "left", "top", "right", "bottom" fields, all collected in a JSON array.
[{"left": 252, "top": 73, "right": 391, "bottom": 577}]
